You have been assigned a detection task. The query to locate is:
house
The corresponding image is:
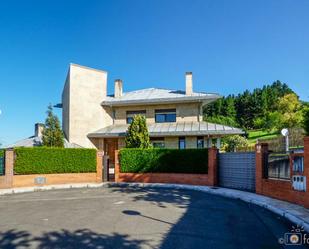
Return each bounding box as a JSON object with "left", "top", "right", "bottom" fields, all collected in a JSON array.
[
  {"left": 60, "top": 63, "right": 243, "bottom": 162},
  {"left": 5, "top": 123, "right": 82, "bottom": 148}
]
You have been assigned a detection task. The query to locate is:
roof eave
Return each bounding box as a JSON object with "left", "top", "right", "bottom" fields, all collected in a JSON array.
[{"left": 101, "top": 95, "right": 221, "bottom": 107}]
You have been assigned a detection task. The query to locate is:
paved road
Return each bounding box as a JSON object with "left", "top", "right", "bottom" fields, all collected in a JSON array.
[{"left": 0, "top": 186, "right": 307, "bottom": 249}]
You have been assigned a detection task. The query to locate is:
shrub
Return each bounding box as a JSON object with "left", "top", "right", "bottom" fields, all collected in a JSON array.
[
  {"left": 223, "top": 135, "right": 249, "bottom": 152},
  {"left": 14, "top": 147, "right": 97, "bottom": 175},
  {"left": 119, "top": 148, "right": 208, "bottom": 174},
  {"left": 0, "top": 149, "right": 4, "bottom": 157}
]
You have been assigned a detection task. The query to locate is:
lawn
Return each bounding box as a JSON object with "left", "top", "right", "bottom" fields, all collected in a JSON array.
[{"left": 247, "top": 130, "right": 280, "bottom": 145}]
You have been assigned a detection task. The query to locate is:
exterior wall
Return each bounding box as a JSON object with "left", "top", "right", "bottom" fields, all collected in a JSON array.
[
  {"left": 12, "top": 173, "right": 98, "bottom": 188},
  {"left": 62, "top": 64, "right": 113, "bottom": 148},
  {"left": 97, "top": 136, "right": 218, "bottom": 151},
  {"left": 113, "top": 103, "right": 200, "bottom": 125},
  {"left": 114, "top": 148, "right": 218, "bottom": 186},
  {"left": 256, "top": 142, "right": 309, "bottom": 208}
]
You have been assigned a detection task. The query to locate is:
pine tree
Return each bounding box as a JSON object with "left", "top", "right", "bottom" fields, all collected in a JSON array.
[
  {"left": 42, "top": 104, "right": 64, "bottom": 147},
  {"left": 125, "top": 115, "right": 151, "bottom": 148}
]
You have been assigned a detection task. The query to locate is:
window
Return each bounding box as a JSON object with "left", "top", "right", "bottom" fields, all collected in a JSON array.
[
  {"left": 126, "top": 110, "right": 146, "bottom": 124},
  {"left": 179, "top": 137, "right": 186, "bottom": 149},
  {"left": 151, "top": 137, "right": 165, "bottom": 148},
  {"left": 197, "top": 137, "right": 204, "bottom": 148},
  {"left": 155, "top": 109, "right": 176, "bottom": 123}
]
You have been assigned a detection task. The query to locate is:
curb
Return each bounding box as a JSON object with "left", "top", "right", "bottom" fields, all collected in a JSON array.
[
  {"left": 107, "top": 182, "right": 309, "bottom": 232},
  {"left": 0, "top": 182, "right": 107, "bottom": 195}
]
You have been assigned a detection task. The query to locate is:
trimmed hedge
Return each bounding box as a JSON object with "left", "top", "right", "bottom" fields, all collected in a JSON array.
[
  {"left": 119, "top": 148, "right": 208, "bottom": 174},
  {"left": 14, "top": 147, "right": 97, "bottom": 175}
]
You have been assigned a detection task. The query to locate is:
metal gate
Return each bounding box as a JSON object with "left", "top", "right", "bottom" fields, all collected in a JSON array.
[{"left": 218, "top": 152, "right": 256, "bottom": 192}]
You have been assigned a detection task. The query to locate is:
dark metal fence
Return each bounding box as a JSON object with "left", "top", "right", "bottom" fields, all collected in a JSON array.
[{"left": 0, "top": 156, "right": 4, "bottom": 175}]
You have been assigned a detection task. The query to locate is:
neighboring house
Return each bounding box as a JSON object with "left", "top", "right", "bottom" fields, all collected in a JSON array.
[
  {"left": 5, "top": 123, "right": 82, "bottom": 149},
  {"left": 60, "top": 63, "right": 243, "bottom": 163}
]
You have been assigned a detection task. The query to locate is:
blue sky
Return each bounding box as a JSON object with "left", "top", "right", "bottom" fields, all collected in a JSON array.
[{"left": 0, "top": 0, "right": 309, "bottom": 146}]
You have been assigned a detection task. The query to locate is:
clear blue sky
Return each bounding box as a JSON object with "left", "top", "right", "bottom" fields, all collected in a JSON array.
[{"left": 0, "top": 0, "right": 309, "bottom": 146}]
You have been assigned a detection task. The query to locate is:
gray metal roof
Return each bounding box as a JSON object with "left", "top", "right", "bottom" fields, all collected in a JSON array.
[
  {"left": 88, "top": 121, "right": 244, "bottom": 138},
  {"left": 4, "top": 137, "right": 83, "bottom": 149},
  {"left": 102, "top": 88, "right": 221, "bottom": 106}
]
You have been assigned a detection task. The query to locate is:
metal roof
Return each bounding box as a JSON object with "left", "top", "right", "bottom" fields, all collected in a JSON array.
[
  {"left": 4, "top": 137, "right": 83, "bottom": 149},
  {"left": 88, "top": 121, "right": 244, "bottom": 138},
  {"left": 102, "top": 88, "right": 221, "bottom": 106}
]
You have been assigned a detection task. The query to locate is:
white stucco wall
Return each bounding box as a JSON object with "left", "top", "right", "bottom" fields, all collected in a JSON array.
[{"left": 62, "top": 64, "right": 113, "bottom": 148}]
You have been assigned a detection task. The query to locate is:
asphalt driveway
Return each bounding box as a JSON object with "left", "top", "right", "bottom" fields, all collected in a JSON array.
[{"left": 0, "top": 186, "right": 306, "bottom": 249}]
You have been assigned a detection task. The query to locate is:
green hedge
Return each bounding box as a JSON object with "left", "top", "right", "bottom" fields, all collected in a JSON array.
[
  {"left": 119, "top": 148, "right": 208, "bottom": 174},
  {"left": 0, "top": 149, "right": 4, "bottom": 157},
  {"left": 14, "top": 147, "right": 97, "bottom": 175}
]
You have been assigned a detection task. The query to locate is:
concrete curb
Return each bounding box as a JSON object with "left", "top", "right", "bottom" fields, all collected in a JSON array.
[
  {"left": 0, "top": 183, "right": 106, "bottom": 195},
  {"left": 1, "top": 182, "right": 309, "bottom": 232},
  {"left": 107, "top": 182, "right": 309, "bottom": 232}
]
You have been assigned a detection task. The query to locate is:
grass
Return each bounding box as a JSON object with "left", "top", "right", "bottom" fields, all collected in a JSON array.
[{"left": 247, "top": 130, "right": 280, "bottom": 145}]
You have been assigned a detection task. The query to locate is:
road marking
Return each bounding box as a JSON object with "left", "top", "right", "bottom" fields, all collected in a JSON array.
[{"left": 114, "top": 201, "right": 125, "bottom": 205}]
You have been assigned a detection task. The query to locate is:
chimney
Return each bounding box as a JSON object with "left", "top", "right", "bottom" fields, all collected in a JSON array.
[
  {"left": 114, "top": 79, "right": 123, "bottom": 98},
  {"left": 35, "top": 123, "right": 44, "bottom": 137},
  {"left": 185, "top": 72, "right": 193, "bottom": 95}
]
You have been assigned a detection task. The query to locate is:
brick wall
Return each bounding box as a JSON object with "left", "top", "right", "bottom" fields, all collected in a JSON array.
[
  {"left": 114, "top": 147, "right": 218, "bottom": 186},
  {"left": 0, "top": 150, "right": 103, "bottom": 189},
  {"left": 256, "top": 139, "right": 309, "bottom": 208}
]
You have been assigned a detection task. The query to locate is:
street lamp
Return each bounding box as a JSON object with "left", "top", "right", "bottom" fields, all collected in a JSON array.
[{"left": 281, "top": 128, "right": 289, "bottom": 152}]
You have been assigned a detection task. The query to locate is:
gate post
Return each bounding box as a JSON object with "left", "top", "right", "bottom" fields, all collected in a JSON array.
[
  {"left": 96, "top": 151, "right": 103, "bottom": 183},
  {"left": 255, "top": 143, "right": 268, "bottom": 194},
  {"left": 0, "top": 149, "right": 14, "bottom": 189},
  {"left": 304, "top": 137, "right": 309, "bottom": 208},
  {"left": 208, "top": 147, "right": 218, "bottom": 186},
  {"left": 114, "top": 150, "right": 120, "bottom": 183}
]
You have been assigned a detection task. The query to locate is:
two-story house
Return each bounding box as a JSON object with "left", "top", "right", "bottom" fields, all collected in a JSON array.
[{"left": 61, "top": 63, "right": 243, "bottom": 163}]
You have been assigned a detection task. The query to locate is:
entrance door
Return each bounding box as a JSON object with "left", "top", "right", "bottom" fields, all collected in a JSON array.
[{"left": 104, "top": 138, "right": 118, "bottom": 181}]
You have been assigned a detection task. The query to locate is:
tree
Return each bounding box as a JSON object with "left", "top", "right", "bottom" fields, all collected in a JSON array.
[
  {"left": 277, "top": 93, "right": 303, "bottom": 129},
  {"left": 223, "top": 135, "right": 249, "bottom": 152},
  {"left": 303, "top": 108, "right": 309, "bottom": 136},
  {"left": 125, "top": 115, "right": 151, "bottom": 148},
  {"left": 42, "top": 104, "right": 64, "bottom": 147}
]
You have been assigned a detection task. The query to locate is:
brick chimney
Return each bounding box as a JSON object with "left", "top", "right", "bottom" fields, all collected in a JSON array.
[
  {"left": 35, "top": 123, "right": 44, "bottom": 137},
  {"left": 185, "top": 72, "right": 193, "bottom": 95},
  {"left": 114, "top": 79, "right": 123, "bottom": 98}
]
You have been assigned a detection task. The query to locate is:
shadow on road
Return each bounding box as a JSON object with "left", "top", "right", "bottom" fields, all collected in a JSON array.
[
  {"left": 0, "top": 229, "right": 148, "bottom": 249},
  {"left": 0, "top": 186, "right": 307, "bottom": 249}
]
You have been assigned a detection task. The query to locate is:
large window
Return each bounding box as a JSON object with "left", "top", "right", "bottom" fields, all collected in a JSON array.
[
  {"left": 155, "top": 109, "right": 176, "bottom": 123},
  {"left": 179, "top": 137, "right": 186, "bottom": 149},
  {"left": 151, "top": 137, "right": 165, "bottom": 148},
  {"left": 197, "top": 137, "right": 204, "bottom": 148},
  {"left": 126, "top": 110, "right": 146, "bottom": 124}
]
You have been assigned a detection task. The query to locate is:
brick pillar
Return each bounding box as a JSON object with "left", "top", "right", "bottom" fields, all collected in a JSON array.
[
  {"left": 304, "top": 137, "right": 309, "bottom": 208},
  {"left": 208, "top": 147, "right": 218, "bottom": 186},
  {"left": 114, "top": 150, "right": 120, "bottom": 183},
  {"left": 1, "top": 149, "right": 14, "bottom": 188},
  {"left": 255, "top": 143, "right": 268, "bottom": 194},
  {"left": 96, "top": 151, "right": 103, "bottom": 183}
]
